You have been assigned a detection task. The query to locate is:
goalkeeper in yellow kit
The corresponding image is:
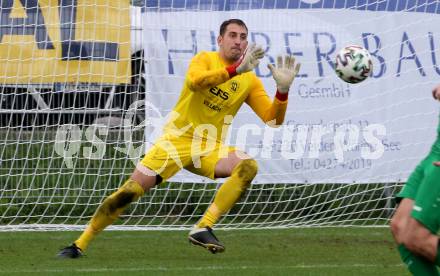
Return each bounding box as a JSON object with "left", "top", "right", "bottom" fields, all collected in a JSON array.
[{"left": 58, "top": 19, "right": 301, "bottom": 257}]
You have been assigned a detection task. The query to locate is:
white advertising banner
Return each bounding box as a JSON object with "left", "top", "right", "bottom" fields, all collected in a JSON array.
[{"left": 143, "top": 9, "right": 440, "bottom": 183}]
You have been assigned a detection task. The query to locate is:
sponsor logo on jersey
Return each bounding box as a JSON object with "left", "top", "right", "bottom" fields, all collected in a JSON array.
[
  {"left": 209, "top": 87, "right": 229, "bottom": 100},
  {"left": 203, "top": 99, "right": 222, "bottom": 112},
  {"left": 231, "top": 80, "right": 239, "bottom": 92}
]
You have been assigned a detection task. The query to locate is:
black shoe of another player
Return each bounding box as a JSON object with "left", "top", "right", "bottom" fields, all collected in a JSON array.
[
  {"left": 57, "top": 243, "right": 83, "bottom": 259},
  {"left": 188, "top": 226, "right": 225, "bottom": 254}
]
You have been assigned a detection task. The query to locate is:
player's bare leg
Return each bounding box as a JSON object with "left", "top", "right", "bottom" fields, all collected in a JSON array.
[{"left": 188, "top": 151, "right": 257, "bottom": 254}]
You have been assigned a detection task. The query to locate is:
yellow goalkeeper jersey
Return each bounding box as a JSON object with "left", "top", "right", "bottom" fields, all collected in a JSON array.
[{"left": 163, "top": 51, "right": 288, "bottom": 142}]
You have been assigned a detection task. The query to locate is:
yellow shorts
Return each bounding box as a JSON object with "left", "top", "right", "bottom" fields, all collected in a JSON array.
[{"left": 140, "top": 133, "right": 236, "bottom": 182}]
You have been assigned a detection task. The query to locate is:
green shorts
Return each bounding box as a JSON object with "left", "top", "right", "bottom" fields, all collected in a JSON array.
[{"left": 396, "top": 150, "right": 440, "bottom": 234}]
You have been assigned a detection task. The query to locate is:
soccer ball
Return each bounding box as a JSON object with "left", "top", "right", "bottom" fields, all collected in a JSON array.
[{"left": 335, "top": 45, "right": 373, "bottom": 84}]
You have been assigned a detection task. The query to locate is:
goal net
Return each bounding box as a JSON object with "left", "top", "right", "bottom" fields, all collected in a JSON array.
[{"left": 1, "top": 0, "right": 439, "bottom": 231}]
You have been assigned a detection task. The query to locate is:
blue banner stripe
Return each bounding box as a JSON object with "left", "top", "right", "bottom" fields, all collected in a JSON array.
[{"left": 143, "top": 0, "right": 440, "bottom": 14}]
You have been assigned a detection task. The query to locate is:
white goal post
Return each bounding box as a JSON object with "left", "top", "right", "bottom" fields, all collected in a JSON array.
[{"left": 1, "top": 0, "right": 439, "bottom": 231}]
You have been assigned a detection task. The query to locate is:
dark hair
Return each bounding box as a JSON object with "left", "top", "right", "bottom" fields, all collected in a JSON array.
[{"left": 219, "top": 19, "right": 248, "bottom": 36}]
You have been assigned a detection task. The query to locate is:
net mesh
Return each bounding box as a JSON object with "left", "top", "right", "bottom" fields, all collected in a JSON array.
[{"left": 2, "top": 0, "right": 438, "bottom": 231}]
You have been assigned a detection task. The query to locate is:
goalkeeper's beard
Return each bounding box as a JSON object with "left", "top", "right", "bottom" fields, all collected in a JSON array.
[
  {"left": 230, "top": 49, "right": 242, "bottom": 59},
  {"left": 225, "top": 49, "right": 243, "bottom": 63},
  {"left": 225, "top": 55, "right": 241, "bottom": 65}
]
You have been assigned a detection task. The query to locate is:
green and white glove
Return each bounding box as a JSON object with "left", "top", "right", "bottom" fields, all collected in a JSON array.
[{"left": 268, "top": 55, "right": 301, "bottom": 93}]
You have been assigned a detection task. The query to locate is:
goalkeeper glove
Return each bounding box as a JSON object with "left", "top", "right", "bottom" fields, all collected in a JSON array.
[
  {"left": 226, "top": 43, "right": 265, "bottom": 77},
  {"left": 268, "top": 55, "right": 301, "bottom": 94}
]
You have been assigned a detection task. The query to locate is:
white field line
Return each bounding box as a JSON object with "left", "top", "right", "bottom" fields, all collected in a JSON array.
[{"left": 0, "top": 264, "right": 404, "bottom": 274}]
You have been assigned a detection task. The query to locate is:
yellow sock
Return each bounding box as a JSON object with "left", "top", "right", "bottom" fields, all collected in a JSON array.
[
  {"left": 197, "top": 159, "right": 258, "bottom": 228},
  {"left": 74, "top": 179, "right": 144, "bottom": 251}
]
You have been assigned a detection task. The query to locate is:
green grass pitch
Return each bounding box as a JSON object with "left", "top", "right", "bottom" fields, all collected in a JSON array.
[{"left": 0, "top": 228, "right": 408, "bottom": 275}]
